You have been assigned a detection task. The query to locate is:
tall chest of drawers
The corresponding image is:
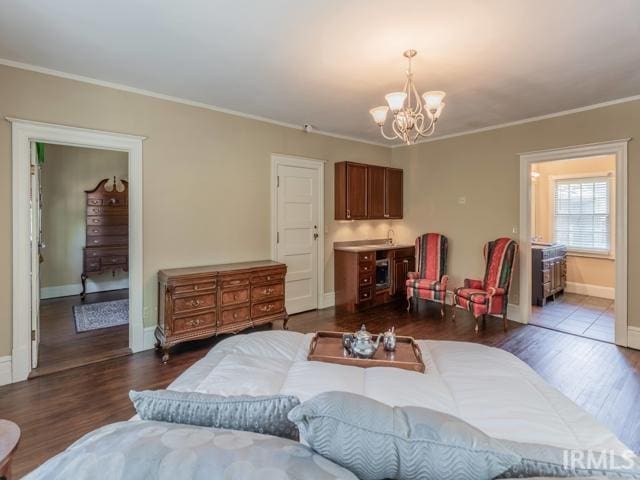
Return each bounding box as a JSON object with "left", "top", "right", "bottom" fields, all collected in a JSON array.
[
  {"left": 81, "top": 178, "right": 129, "bottom": 299},
  {"left": 156, "top": 260, "right": 288, "bottom": 362},
  {"left": 532, "top": 244, "right": 567, "bottom": 306}
]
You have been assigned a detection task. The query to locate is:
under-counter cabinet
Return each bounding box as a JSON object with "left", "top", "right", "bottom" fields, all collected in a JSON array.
[
  {"left": 335, "top": 161, "right": 403, "bottom": 220},
  {"left": 156, "top": 260, "right": 288, "bottom": 362},
  {"left": 532, "top": 244, "right": 567, "bottom": 306}
]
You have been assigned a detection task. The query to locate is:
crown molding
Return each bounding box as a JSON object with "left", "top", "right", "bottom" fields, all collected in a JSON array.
[
  {"left": 392, "top": 94, "right": 640, "bottom": 148},
  {"left": 0, "top": 57, "right": 389, "bottom": 148}
]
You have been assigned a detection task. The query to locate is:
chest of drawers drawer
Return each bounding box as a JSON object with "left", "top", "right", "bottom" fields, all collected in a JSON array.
[
  {"left": 87, "top": 216, "right": 128, "bottom": 226},
  {"left": 220, "top": 306, "right": 251, "bottom": 326},
  {"left": 87, "top": 225, "right": 128, "bottom": 236},
  {"left": 87, "top": 235, "right": 128, "bottom": 247},
  {"left": 87, "top": 206, "right": 128, "bottom": 216},
  {"left": 221, "top": 287, "right": 250, "bottom": 306},
  {"left": 251, "top": 270, "right": 285, "bottom": 285},
  {"left": 173, "top": 281, "right": 216, "bottom": 295},
  {"left": 174, "top": 293, "right": 216, "bottom": 314},
  {"left": 173, "top": 312, "right": 216, "bottom": 334},
  {"left": 251, "top": 299, "right": 284, "bottom": 318},
  {"left": 251, "top": 282, "right": 284, "bottom": 301},
  {"left": 221, "top": 275, "right": 250, "bottom": 288}
]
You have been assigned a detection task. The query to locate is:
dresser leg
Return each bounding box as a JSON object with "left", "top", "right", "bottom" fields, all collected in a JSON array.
[
  {"left": 80, "top": 273, "right": 87, "bottom": 301},
  {"left": 161, "top": 347, "right": 170, "bottom": 364},
  {"left": 282, "top": 314, "right": 289, "bottom": 330}
]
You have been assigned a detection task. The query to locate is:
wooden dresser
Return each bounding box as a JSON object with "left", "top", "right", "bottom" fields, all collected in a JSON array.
[
  {"left": 156, "top": 260, "right": 288, "bottom": 362},
  {"left": 532, "top": 243, "right": 567, "bottom": 306},
  {"left": 81, "top": 178, "right": 128, "bottom": 299}
]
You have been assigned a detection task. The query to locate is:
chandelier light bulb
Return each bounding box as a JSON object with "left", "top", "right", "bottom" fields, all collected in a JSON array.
[
  {"left": 369, "top": 106, "right": 389, "bottom": 126},
  {"left": 385, "top": 92, "right": 407, "bottom": 112},
  {"left": 423, "top": 91, "right": 446, "bottom": 113}
]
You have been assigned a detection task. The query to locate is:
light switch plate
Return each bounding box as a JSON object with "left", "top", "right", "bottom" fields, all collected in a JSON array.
[{"left": 458, "top": 196, "right": 466, "bottom": 205}]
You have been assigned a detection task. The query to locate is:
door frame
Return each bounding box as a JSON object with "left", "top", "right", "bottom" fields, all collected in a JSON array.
[
  {"left": 8, "top": 117, "right": 145, "bottom": 382},
  {"left": 270, "top": 154, "right": 326, "bottom": 310},
  {"left": 518, "top": 139, "right": 629, "bottom": 346}
]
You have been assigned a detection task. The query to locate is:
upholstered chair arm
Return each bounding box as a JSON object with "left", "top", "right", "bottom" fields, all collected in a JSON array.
[
  {"left": 439, "top": 275, "right": 449, "bottom": 290},
  {"left": 486, "top": 287, "right": 506, "bottom": 297},
  {"left": 407, "top": 272, "right": 421, "bottom": 280},
  {"left": 463, "top": 278, "right": 484, "bottom": 289}
]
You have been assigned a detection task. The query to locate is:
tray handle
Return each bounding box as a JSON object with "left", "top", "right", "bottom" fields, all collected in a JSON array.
[
  {"left": 308, "top": 334, "right": 319, "bottom": 357},
  {"left": 412, "top": 341, "right": 423, "bottom": 363}
]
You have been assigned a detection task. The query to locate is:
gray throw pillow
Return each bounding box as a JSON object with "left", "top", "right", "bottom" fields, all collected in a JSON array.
[
  {"left": 496, "top": 439, "right": 640, "bottom": 479},
  {"left": 130, "top": 389, "right": 300, "bottom": 440},
  {"left": 288, "top": 391, "right": 521, "bottom": 480}
]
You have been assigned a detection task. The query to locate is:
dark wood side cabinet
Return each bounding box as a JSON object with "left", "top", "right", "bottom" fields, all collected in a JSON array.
[
  {"left": 81, "top": 178, "right": 128, "bottom": 299},
  {"left": 335, "top": 162, "right": 403, "bottom": 220},
  {"left": 532, "top": 244, "right": 567, "bottom": 306},
  {"left": 334, "top": 245, "right": 414, "bottom": 313},
  {"left": 156, "top": 260, "right": 288, "bottom": 362}
]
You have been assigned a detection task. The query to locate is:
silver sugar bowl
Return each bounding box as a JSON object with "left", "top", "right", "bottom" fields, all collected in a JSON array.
[{"left": 383, "top": 327, "right": 397, "bottom": 352}]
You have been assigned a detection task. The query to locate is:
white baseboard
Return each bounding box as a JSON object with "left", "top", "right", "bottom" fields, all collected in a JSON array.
[
  {"left": 0, "top": 356, "right": 12, "bottom": 386},
  {"left": 322, "top": 291, "right": 336, "bottom": 308},
  {"left": 565, "top": 281, "right": 615, "bottom": 300},
  {"left": 40, "top": 278, "right": 129, "bottom": 299},
  {"left": 628, "top": 326, "right": 640, "bottom": 350},
  {"left": 142, "top": 326, "right": 157, "bottom": 351},
  {"left": 507, "top": 304, "right": 522, "bottom": 323}
]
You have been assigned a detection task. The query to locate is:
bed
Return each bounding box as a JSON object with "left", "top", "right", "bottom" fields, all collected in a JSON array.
[{"left": 167, "top": 330, "right": 631, "bottom": 455}]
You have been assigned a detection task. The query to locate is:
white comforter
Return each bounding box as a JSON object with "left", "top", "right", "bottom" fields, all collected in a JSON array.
[{"left": 168, "top": 331, "right": 630, "bottom": 454}]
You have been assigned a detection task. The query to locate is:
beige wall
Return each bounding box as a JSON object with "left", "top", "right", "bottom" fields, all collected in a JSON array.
[
  {"left": 0, "top": 65, "right": 392, "bottom": 357},
  {"left": 392, "top": 99, "right": 639, "bottom": 324},
  {"left": 532, "top": 155, "right": 615, "bottom": 289},
  {"left": 40, "top": 144, "right": 128, "bottom": 290}
]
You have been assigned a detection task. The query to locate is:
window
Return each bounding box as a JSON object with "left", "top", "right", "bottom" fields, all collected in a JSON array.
[{"left": 553, "top": 176, "right": 611, "bottom": 254}]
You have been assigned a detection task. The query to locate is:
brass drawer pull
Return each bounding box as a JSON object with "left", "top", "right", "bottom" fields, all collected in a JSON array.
[
  {"left": 266, "top": 276, "right": 272, "bottom": 281},
  {"left": 92, "top": 218, "right": 99, "bottom": 223},
  {"left": 259, "top": 304, "right": 275, "bottom": 312},
  {"left": 194, "top": 285, "right": 199, "bottom": 290},
  {"left": 262, "top": 287, "right": 275, "bottom": 295},
  {"left": 186, "top": 318, "right": 202, "bottom": 328},
  {"left": 189, "top": 299, "right": 202, "bottom": 307},
  {"left": 233, "top": 312, "right": 239, "bottom": 319},
  {"left": 362, "top": 292, "right": 369, "bottom": 298},
  {"left": 363, "top": 278, "right": 369, "bottom": 283}
]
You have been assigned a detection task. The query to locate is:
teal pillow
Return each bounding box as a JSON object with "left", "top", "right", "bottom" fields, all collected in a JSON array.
[
  {"left": 288, "top": 391, "right": 520, "bottom": 480},
  {"left": 497, "top": 439, "right": 640, "bottom": 479},
  {"left": 130, "top": 390, "right": 300, "bottom": 440}
]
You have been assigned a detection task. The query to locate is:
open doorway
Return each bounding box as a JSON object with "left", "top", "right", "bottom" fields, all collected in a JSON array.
[
  {"left": 529, "top": 155, "right": 616, "bottom": 343},
  {"left": 31, "top": 143, "right": 130, "bottom": 377}
]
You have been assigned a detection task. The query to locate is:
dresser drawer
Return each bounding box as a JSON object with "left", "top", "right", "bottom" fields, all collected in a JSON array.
[
  {"left": 87, "top": 225, "right": 128, "bottom": 236},
  {"left": 87, "top": 216, "right": 128, "bottom": 226},
  {"left": 101, "top": 255, "right": 127, "bottom": 267},
  {"left": 359, "top": 263, "right": 374, "bottom": 274},
  {"left": 87, "top": 206, "right": 128, "bottom": 216},
  {"left": 542, "top": 269, "right": 551, "bottom": 284},
  {"left": 174, "top": 293, "right": 216, "bottom": 314},
  {"left": 85, "top": 260, "right": 101, "bottom": 272},
  {"left": 221, "top": 275, "right": 250, "bottom": 288},
  {"left": 251, "top": 282, "right": 284, "bottom": 301},
  {"left": 543, "top": 282, "right": 551, "bottom": 297},
  {"left": 85, "top": 247, "right": 128, "bottom": 258},
  {"left": 252, "top": 299, "right": 284, "bottom": 318},
  {"left": 393, "top": 247, "right": 414, "bottom": 259},
  {"left": 220, "top": 306, "right": 251, "bottom": 326},
  {"left": 251, "top": 270, "right": 285, "bottom": 284},
  {"left": 359, "top": 287, "right": 374, "bottom": 302},
  {"left": 87, "top": 235, "right": 128, "bottom": 247},
  {"left": 221, "top": 287, "right": 250, "bottom": 306},
  {"left": 174, "top": 281, "right": 216, "bottom": 294},
  {"left": 358, "top": 252, "right": 375, "bottom": 263},
  {"left": 359, "top": 273, "right": 374, "bottom": 287},
  {"left": 173, "top": 312, "right": 216, "bottom": 334}
]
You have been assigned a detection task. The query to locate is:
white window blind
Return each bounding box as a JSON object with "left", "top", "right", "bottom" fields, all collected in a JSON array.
[{"left": 553, "top": 176, "right": 610, "bottom": 253}]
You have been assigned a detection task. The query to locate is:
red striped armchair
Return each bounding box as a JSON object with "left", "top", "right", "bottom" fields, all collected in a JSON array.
[
  {"left": 406, "top": 233, "right": 448, "bottom": 317},
  {"left": 453, "top": 237, "right": 519, "bottom": 332}
]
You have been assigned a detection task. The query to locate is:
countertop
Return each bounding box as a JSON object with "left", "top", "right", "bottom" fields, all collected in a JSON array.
[{"left": 333, "top": 243, "right": 414, "bottom": 253}]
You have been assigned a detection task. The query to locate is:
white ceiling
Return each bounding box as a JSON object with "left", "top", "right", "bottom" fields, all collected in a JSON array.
[{"left": 1, "top": 0, "right": 639, "bottom": 145}]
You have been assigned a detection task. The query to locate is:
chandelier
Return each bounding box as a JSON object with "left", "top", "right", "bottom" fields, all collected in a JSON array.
[{"left": 369, "top": 50, "right": 446, "bottom": 145}]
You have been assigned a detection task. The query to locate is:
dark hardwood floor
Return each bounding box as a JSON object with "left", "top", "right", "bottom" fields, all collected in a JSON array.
[
  {"left": 1, "top": 300, "right": 639, "bottom": 477},
  {"left": 31, "top": 290, "right": 130, "bottom": 378}
]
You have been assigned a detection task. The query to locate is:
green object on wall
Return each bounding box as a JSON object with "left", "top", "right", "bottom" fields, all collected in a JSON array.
[{"left": 36, "top": 142, "right": 45, "bottom": 165}]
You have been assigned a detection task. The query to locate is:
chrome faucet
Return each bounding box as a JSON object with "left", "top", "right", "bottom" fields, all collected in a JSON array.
[{"left": 387, "top": 229, "right": 395, "bottom": 245}]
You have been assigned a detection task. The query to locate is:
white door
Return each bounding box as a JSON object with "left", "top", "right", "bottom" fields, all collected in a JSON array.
[
  {"left": 30, "top": 142, "right": 41, "bottom": 368},
  {"left": 276, "top": 163, "right": 319, "bottom": 314}
]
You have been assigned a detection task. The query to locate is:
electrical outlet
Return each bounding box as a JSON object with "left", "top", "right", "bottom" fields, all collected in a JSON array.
[
  {"left": 512, "top": 226, "right": 518, "bottom": 234},
  {"left": 457, "top": 196, "right": 466, "bottom": 205}
]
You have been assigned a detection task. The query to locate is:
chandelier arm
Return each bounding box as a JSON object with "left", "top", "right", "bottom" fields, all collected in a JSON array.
[
  {"left": 379, "top": 125, "right": 399, "bottom": 141},
  {"left": 391, "top": 118, "right": 406, "bottom": 139},
  {"left": 416, "top": 119, "right": 437, "bottom": 138},
  {"left": 411, "top": 81, "right": 422, "bottom": 116}
]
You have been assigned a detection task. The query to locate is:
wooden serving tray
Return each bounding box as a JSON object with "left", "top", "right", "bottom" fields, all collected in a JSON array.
[{"left": 308, "top": 331, "right": 425, "bottom": 373}]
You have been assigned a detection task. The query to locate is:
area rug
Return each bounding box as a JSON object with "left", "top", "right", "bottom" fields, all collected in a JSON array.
[{"left": 73, "top": 299, "right": 129, "bottom": 333}]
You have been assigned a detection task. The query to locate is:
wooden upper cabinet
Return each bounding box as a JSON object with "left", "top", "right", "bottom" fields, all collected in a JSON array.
[
  {"left": 367, "top": 165, "right": 386, "bottom": 219},
  {"left": 385, "top": 167, "right": 403, "bottom": 219},
  {"left": 335, "top": 162, "right": 403, "bottom": 220}
]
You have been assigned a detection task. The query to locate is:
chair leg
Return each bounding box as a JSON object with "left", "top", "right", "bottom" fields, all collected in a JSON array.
[
  {"left": 451, "top": 305, "right": 456, "bottom": 321},
  {"left": 503, "top": 315, "right": 508, "bottom": 332},
  {"left": 474, "top": 317, "right": 479, "bottom": 333},
  {"left": 406, "top": 297, "right": 411, "bottom": 312},
  {"left": 440, "top": 303, "right": 445, "bottom": 319}
]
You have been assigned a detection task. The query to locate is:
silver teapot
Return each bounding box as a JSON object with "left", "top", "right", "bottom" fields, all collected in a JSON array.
[{"left": 343, "top": 324, "right": 382, "bottom": 358}]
